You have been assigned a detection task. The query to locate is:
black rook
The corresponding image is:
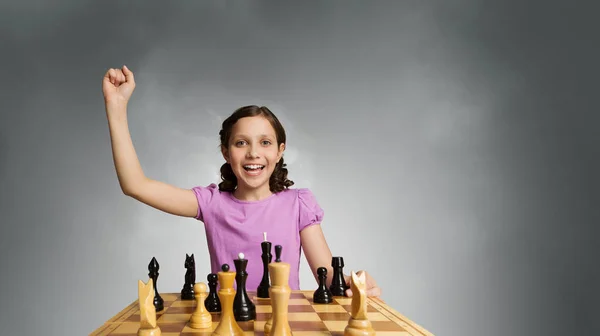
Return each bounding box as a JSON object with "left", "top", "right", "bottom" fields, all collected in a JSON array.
[{"left": 329, "top": 256, "right": 348, "bottom": 297}]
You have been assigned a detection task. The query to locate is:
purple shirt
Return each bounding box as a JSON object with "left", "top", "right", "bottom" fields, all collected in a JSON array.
[{"left": 192, "top": 183, "right": 324, "bottom": 290}]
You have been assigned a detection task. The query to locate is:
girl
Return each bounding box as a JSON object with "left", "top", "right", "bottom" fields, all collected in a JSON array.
[{"left": 102, "top": 65, "right": 381, "bottom": 297}]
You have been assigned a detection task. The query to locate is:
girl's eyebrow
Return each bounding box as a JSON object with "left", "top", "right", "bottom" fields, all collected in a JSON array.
[{"left": 234, "top": 133, "right": 275, "bottom": 139}]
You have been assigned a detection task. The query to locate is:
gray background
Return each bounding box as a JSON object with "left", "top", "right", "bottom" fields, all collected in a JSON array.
[{"left": 1, "top": 1, "right": 598, "bottom": 335}]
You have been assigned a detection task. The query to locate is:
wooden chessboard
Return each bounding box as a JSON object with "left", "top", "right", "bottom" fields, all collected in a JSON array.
[{"left": 91, "top": 291, "right": 433, "bottom": 335}]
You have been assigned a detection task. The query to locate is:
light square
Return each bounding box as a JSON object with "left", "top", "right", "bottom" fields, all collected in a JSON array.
[
  {"left": 312, "top": 304, "right": 347, "bottom": 313},
  {"left": 368, "top": 312, "right": 392, "bottom": 321},
  {"left": 335, "top": 298, "right": 352, "bottom": 305},
  {"left": 169, "top": 300, "right": 195, "bottom": 307},
  {"left": 288, "top": 312, "right": 321, "bottom": 321},
  {"left": 322, "top": 320, "right": 348, "bottom": 332},
  {"left": 181, "top": 323, "right": 217, "bottom": 332},
  {"left": 256, "top": 305, "right": 272, "bottom": 313},
  {"left": 252, "top": 321, "right": 266, "bottom": 332}
]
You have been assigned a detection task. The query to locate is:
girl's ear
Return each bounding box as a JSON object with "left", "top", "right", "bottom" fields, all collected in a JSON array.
[
  {"left": 278, "top": 143, "right": 286, "bottom": 161},
  {"left": 221, "top": 146, "right": 230, "bottom": 163}
]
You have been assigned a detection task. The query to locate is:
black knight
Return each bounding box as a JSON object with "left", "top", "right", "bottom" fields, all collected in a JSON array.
[{"left": 181, "top": 253, "right": 196, "bottom": 300}]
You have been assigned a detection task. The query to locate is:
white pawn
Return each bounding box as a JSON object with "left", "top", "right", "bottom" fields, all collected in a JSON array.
[{"left": 189, "top": 282, "right": 212, "bottom": 329}]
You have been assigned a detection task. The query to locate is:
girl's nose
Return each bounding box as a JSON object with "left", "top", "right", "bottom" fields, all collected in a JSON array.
[{"left": 246, "top": 149, "right": 259, "bottom": 158}]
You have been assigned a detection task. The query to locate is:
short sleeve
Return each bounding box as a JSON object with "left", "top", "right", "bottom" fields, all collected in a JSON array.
[
  {"left": 191, "top": 183, "right": 219, "bottom": 222},
  {"left": 298, "top": 188, "right": 324, "bottom": 232}
]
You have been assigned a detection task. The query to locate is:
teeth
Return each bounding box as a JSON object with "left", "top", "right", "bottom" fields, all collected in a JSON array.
[{"left": 244, "top": 165, "right": 264, "bottom": 169}]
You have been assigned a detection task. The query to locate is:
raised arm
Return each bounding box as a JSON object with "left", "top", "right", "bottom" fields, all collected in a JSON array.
[{"left": 103, "top": 66, "right": 198, "bottom": 218}]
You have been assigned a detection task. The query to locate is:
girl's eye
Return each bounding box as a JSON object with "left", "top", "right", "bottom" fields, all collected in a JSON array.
[
  {"left": 235, "top": 140, "right": 247, "bottom": 146},
  {"left": 262, "top": 140, "right": 271, "bottom": 146}
]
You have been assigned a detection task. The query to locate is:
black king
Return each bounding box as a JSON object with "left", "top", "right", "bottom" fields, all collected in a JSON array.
[
  {"left": 257, "top": 232, "right": 272, "bottom": 298},
  {"left": 233, "top": 252, "right": 256, "bottom": 321}
]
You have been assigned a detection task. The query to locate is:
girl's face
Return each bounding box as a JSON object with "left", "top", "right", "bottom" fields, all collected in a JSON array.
[{"left": 222, "top": 115, "right": 285, "bottom": 195}]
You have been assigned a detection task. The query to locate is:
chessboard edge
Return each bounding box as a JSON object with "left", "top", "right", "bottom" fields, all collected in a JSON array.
[
  {"left": 89, "top": 300, "right": 139, "bottom": 335},
  {"left": 89, "top": 291, "right": 435, "bottom": 336},
  {"left": 370, "top": 297, "right": 435, "bottom": 336}
]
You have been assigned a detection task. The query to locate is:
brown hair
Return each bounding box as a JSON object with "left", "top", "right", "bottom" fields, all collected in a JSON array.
[{"left": 218, "top": 105, "right": 294, "bottom": 193}]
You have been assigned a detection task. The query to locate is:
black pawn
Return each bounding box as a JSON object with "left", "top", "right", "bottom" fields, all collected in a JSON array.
[
  {"left": 181, "top": 253, "right": 196, "bottom": 300},
  {"left": 148, "top": 257, "right": 164, "bottom": 311},
  {"left": 204, "top": 273, "right": 221, "bottom": 312},
  {"left": 313, "top": 267, "right": 333, "bottom": 304},
  {"left": 233, "top": 255, "right": 256, "bottom": 321},
  {"left": 275, "top": 244, "right": 283, "bottom": 262},
  {"left": 329, "top": 256, "right": 348, "bottom": 297},
  {"left": 257, "top": 241, "right": 272, "bottom": 298}
]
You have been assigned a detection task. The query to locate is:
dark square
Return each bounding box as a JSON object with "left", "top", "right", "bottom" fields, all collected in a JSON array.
[
  {"left": 237, "top": 320, "right": 255, "bottom": 331},
  {"left": 289, "top": 320, "right": 329, "bottom": 331},
  {"left": 163, "top": 306, "right": 194, "bottom": 314},
  {"left": 289, "top": 292, "right": 307, "bottom": 299},
  {"left": 254, "top": 299, "right": 272, "bottom": 306},
  {"left": 123, "top": 314, "right": 140, "bottom": 322},
  {"left": 256, "top": 312, "right": 271, "bottom": 321},
  {"left": 156, "top": 321, "right": 186, "bottom": 333}
]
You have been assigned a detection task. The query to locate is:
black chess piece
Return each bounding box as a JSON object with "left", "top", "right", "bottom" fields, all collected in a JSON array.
[
  {"left": 204, "top": 273, "right": 221, "bottom": 312},
  {"left": 257, "top": 239, "right": 272, "bottom": 298},
  {"left": 148, "top": 257, "right": 164, "bottom": 311},
  {"left": 329, "top": 256, "right": 348, "bottom": 297},
  {"left": 181, "top": 253, "right": 196, "bottom": 300},
  {"left": 313, "top": 267, "right": 333, "bottom": 304},
  {"left": 275, "top": 244, "right": 283, "bottom": 262},
  {"left": 233, "top": 253, "right": 256, "bottom": 321}
]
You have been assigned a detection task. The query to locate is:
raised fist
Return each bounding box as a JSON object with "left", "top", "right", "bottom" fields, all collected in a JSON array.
[{"left": 103, "top": 65, "right": 136, "bottom": 106}]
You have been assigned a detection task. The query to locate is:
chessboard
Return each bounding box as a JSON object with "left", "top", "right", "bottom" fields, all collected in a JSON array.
[{"left": 91, "top": 291, "right": 433, "bottom": 335}]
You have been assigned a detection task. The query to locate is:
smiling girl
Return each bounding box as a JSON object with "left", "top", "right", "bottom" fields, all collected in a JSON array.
[{"left": 102, "top": 65, "right": 381, "bottom": 297}]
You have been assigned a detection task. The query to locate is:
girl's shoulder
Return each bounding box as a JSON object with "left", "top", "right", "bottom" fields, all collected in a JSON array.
[
  {"left": 279, "top": 187, "right": 324, "bottom": 229},
  {"left": 276, "top": 187, "right": 322, "bottom": 212}
]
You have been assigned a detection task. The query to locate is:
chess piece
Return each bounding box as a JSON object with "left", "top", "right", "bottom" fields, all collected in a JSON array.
[
  {"left": 344, "top": 271, "right": 375, "bottom": 336},
  {"left": 204, "top": 273, "right": 221, "bottom": 312},
  {"left": 233, "top": 252, "right": 256, "bottom": 321},
  {"left": 148, "top": 257, "right": 164, "bottom": 311},
  {"left": 313, "top": 267, "right": 333, "bottom": 304},
  {"left": 330, "top": 256, "right": 348, "bottom": 297},
  {"left": 257, "top": 232, "right": 272, "bottom": 298},
  {"left": 137, "top": 278, "right": 162, "bottom": 336},
  {"left": 189, "top": 282, "right": 212, "bottom": 329},
  {"left": 274, "top": 244, "right": 282, "bottom": 262},
  {"left": 264, "top": 245, "right": 292, "bottom": 336},
  {"left": 181, "top": 253, "right": 196, "bottom": 300},
  {"left": 211, "top": 264, "right": 244, "bottom": 336}
]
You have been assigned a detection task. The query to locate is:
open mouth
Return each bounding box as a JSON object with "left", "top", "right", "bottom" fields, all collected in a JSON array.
[{"left": 243, "top": 165, "right": 265, "bottom": 171}]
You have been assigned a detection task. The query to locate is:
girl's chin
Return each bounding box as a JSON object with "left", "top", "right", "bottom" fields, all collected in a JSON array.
[{"left": 239, "top": 179, "right": 268, "bottom": 189}]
